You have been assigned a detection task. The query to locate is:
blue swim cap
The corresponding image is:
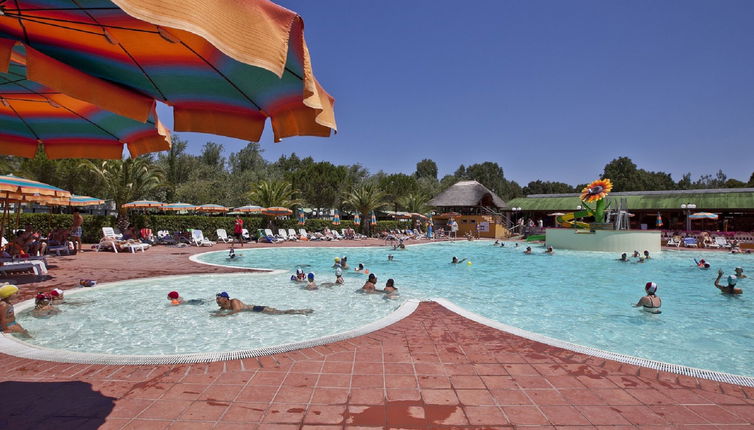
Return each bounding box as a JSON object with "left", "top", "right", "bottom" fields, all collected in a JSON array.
[
  {"left": 728, "top": 275, "right": 738, "bottom": 286},
  {"left": 308, "top": 272, "right": 315, "bottom": 280},
  {"left": 216, "top": 292, "right": 229, "bottom": 298}
]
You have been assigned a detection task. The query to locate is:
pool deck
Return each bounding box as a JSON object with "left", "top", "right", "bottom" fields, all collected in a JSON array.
[{"left": 2, "top": 241, "right": 754, "bottom": 428}]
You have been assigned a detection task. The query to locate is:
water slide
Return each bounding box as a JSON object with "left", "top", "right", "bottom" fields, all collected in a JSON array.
[{"left": 556, "top": 209, "right": 593, "bottom": 229}]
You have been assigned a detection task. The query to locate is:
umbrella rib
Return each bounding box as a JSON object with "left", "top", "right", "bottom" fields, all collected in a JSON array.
[
  {"left": 10, "top": 0, "right": 31, "bottom": 44},
  {"left": 3, "top": 99, "right": 40, "bottom": 140}
]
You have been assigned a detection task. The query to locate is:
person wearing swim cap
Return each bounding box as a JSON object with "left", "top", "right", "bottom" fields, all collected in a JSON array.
[
  {"left": 361, "top": 273, "right": 378, "bottom": 293},
  {"left": 523, "top": 246, "right": 532, "bottom": 255},
  {"left": 694, "top": 258, "right": 711, "bottom": 270},
  {"left": 166, "top": 291, "right": 206, "bottom": 306},
  {"left": 305, "top": 273, "right": 318, "bottom": 290},
  {"left": 49, "top": 288, "right": 65, "bottom": 303},
  {"left": 332, "top": 257, "right": 341, "bottom": 268},
  {"left": 715, "top": 270, "right": 742, "bottom": 295},
  {"left": 0, "top": 285, "right": 30, "bottom": 337},
  {"left": 451, "top": 256, "right": 467, "bottom": 264},
  {"left": 734, "top": 267, "right": 747, "bottom": 279},
  {"left": 214, "top": 292, "right": 313, "bottom": 316},
  {"left": 632, "top": 250, "right": 640, "bottom": 258},
  {"left": 633, "top": 282, "right": 662, "bottom": 314},
  {"left": 32, "top": 293, "right": 60, "bottom": 318}
]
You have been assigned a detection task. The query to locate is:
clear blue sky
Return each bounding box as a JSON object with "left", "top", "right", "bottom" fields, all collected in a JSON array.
[{"left": 159, "top": 0, "right": 754, "bottom": 186}]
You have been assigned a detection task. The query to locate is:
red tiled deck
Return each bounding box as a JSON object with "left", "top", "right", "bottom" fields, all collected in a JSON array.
[{"left": 2, "top": 302, "right": 753, "bottom": 429}]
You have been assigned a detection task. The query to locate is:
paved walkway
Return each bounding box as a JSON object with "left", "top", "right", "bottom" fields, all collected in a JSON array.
[{"left": 2, "top": 302, "right": 753, "bottom": 429}]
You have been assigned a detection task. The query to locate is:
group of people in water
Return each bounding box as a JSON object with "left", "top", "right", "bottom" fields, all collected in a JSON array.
[
  {"left": 284, "top": 255, "right": 400, "bottom": 299},
  {"left": 0, "top": 285, "right": 73, "bottom": 337}
]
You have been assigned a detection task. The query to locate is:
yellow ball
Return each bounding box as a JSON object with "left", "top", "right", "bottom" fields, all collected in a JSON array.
[{"left": 467, "top": 261, "right": 472, "bottom": 266}]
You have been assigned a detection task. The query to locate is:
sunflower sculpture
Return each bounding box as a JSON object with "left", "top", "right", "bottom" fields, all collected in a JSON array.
[{"left": 578, "top": 178, "right": 613, "bottom": 224}]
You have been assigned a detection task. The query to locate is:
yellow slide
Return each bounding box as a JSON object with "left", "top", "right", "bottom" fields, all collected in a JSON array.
[{"left": 556, "top": 210, "right": 592, "bottom": 229}]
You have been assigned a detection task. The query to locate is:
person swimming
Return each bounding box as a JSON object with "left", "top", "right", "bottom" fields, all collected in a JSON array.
[
  {"left": 618, "top": 253, "right": 628, "bottom": 262},
  {"left": 493, "top": 240, "right": 499, "bottom": 246},
  {"left": 643, "top": 250, "right": 651, "bottom": 259},
  {"left": 523, "top": 246, "right": 532, "bottom": 255},
  {"left": 340, "top": 256, "right": 350, "bottom": 269},
  {"left": 388, "top": 254, "right": 394, "bottom": 261},
  {"left": 544, "top": 246, "right": 554, "bottom": 254},
  {"left": 734, "top": 267, "right": 747, "bottom": 279},
  {"left": 451, "top": 256, "right": 467, "bottom": 264},
  {"left": 382, "top": 278, "right": 399, "bottom": 299},
  {"left": 228, "top": 246, "right": 236, "bottom": 259},
  {"left": 694, "top": 258, "right": 711, "bottom": 270},
  {"left": 32, "top": 293, "right": 60, "bottom": 318},
  {"left": 213, "top": 292, "right": 313, "bottom": 316},
  {"left": 361, "top": 273, "right": 378, "bottom": 293},
  {"left": 355, "top": 263, "right": 366, "bottom": 272},
  {"left": 305, "top": 273, "right": 318, "bottom": 290},
  {"left": 632, "top": 250, "right": 640, "bottom": 258},
  {"left": 633, "top": 282, "right": 662, "bottom": 314},
  {"left": 0, "top": 285, "right": 30, "bottom": 337},
  {"left": 335, "top": 267, "right": 345, "bottom": 284},
  {"left": 167, "top": 291, "right": 206, "bottom": 306},
  {"left": 715, "top": 270, "right": 742, "bottom": 295},
  {"left": 290, "top": 268, "right": 306, "bottom": 282}
]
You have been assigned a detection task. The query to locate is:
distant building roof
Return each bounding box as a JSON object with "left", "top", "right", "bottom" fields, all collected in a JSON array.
[
  {"left": 507, "top": 188, "right": 754, "bottom": 211},
  {"left": 429, "top": 180, "right": 507, "bottom": 208}
]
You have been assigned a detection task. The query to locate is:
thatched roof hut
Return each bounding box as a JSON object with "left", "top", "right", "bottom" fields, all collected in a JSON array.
[{"left": 429, "top": 180, "right": 507, "bottom": 213}]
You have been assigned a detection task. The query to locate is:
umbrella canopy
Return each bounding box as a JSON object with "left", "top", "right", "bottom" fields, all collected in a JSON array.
[
  {"left": 122, "top": 200, "right": 164, "bottom": 209},
  {"left": 0, "top": 174, "right": 71, "bottom": 203},
  {"left": 68, "top": 194, "right": 105, "bottom": 206},
  {"left": 655, "top": 213, "right": 664, "bottom": 227},
  {"left": 196, "top": 204, "right": 229, "bottom": 213},
  {"left": 370, "top": 212, "right": 377, "bottom": 226},
  {"left": 547, "top": 212, "right": 566, "bottom": 217},
  {"left": 0, "top": 0, "right": 336, "bottom": 144},
  {"left": 436, "top": 212, "right": 461, "bottom": 218},
  {"left": 234, "top": 205, "right": 263, "bottom": 213},
  {"left": 0, "top": 40, "right": 170, "bottom": 159},
  {"left": 162, "top": 202, "right": 198, "bottom": 211},
  {"left": 689, "top": 212, "right": 719, "bottom": 220},
  {"left": 297, "top": 209, "right": 305, "bottom": 225},
  {"left": 409, "top": 212, "right": 428, "bottom": 220},
  {"left": 332, "top": 210, "right": 341, "bottom": 225},
  {"left": 262, "top": 207, "right": 293, "bottom": 217},
  {"left": 353, "top": 213, "right": 361, "bottom": 225}
]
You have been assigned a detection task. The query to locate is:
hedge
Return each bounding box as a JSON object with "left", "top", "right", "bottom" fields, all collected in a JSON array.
[{"left": 11, "top": 214, "right": 414, "bottom": 242}]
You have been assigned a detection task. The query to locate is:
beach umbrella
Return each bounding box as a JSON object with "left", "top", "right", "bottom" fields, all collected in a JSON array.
[
  {"left": 297, "top": 209, "right": 306, "bottom": 225},
  {"left": 162, "top": 202, "right": 198, "bottom": 211},
  {"left": 0, "top": 0, "right": 336, "bottom": 145},
  {"left": 262, "top": 207, "right": 293, "bottom": 217},
  {"left": 409, "top": 212, "right": 428, "bottom": 220},
  {"left": 370, "top": 212, "right": 377, "bottom": 226},
  {"left": 689, "top": 212, "right": 718, "bottom": 220},
  {"left": 0, "top": 174, "right": 71, "bottom": 235},
  {"left": 0, "top": 40, "right": 170, "bottom": 159},
  {"left": 547, "top": 212, "right": 566, "bottom": 217},
  {"left": 234, "top": 205, "right": 263, "bottom": 213},
  {"left": 332, "top": 210, "right": 341, "bottom": 225},
  {"left": 353, "top": 213, "right": 361, "bottom": 225},
  {"left": 438, "top": 212, "right": 461, "bottom": 218},
  {"left": 68, "top": 195, "right": 105, "bottom": 207},
  {"left": 122, "top": 200, "right": 164, "bottom": 209},
  {"left": 655, "top": 213, "right": 664, "bottom": 227},
  {"left": 196, "top": 204, "right": 229, "bottom": 213}
]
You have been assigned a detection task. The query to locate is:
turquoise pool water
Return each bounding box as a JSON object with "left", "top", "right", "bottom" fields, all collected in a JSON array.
[
  {"left": 15, "top": 241, "right": 753, "bottom": 376},
  {"left": 195, "top": 241, "right": 753, "bottom": 377}
]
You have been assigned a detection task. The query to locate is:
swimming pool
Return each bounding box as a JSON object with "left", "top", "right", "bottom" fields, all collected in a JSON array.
[{"left": 11, "top": 241, "right": 753, "bottom": 377}]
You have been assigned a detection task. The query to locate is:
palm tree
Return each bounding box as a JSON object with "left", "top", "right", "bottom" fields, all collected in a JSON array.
[
  {"left": 398, "top": 192, "right": 430, "bottom": 214},
  {"left": 82, "top": 157, "right": 164, "bottom": 229},
  {"left": 247, "top": 180, "right": 301, "bottom": 208},
  {"left": 343, "top": 184, "right": 387, "bottom": 236}
]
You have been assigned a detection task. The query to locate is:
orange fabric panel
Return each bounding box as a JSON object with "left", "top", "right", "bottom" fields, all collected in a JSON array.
[
  {"left": 45, "top": 142, "right": 124, "bottom": 160},
  {"left": 0, "top": 139, "right": 38, "bottom": 158},
  {"left": 0, "top": 38, "right": 14, "bottom": 72},
  {"left": 173, "top": 107, "right": 267, "bottom": 142},
  {"left": 270, "top": 107, "right": 333, "bottom": 142},
  {"left": 127, "top": 134, "right": 171, "bottom": 158}
]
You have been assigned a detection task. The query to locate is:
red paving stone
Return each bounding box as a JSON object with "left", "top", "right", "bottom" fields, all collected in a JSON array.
[{"left": 2, "top": 242, "right": 754, "bottom": 428}]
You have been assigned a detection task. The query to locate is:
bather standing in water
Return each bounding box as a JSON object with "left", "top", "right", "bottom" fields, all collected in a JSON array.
[
  {"left": 715, "top": 270, "right": 742, "bottom": 295},
  {"left": 618, "top": 253, "right": 628, "bottom": 262},
  {"left": 361, "top": 273, "right": 378, "bottom": 293},
  {"left": 213, "top": 292, "right": 312, "bottom": 316},
  {"left": 544, "top": 246, "right": 554, "bottom": 254},
  {"left": 633, "top": 282, "right": 662, "bottom": 314}
]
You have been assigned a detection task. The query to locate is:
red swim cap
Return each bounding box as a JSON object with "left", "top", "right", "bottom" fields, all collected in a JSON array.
[
  {"left": 49, "top": 290, "right": 60, "bottom": 297},
  {"left": 167, "top": 291, "right": 179, "bottom": 299}
]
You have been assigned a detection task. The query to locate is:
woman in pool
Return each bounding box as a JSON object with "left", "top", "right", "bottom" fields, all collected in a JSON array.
[
  {"left": 523, "top": 247, "right": 532, "bottom": 255},
  {"left": 715, "top": 270, "right": 742, "bottom": 295},
  {"left": 633, "top": 282, "right": 661, "bottom": 314},
  {"left": 32, "top": 293, "right": 60, "bottom": 318},
  {"left": 341, "top": 256, "right": 350, "bottom": 269},
  {"left": 332, "top": 257, "right": 341, "bottom": 268},
  {"left": 0, "top": 285, "right": 30, "bottom": 337},
  {"left": 361, "top": 273, "right": 378, "bottom": 293},
  {"left": 451, "top": 256, "right": 467, "bottom": 264},
  {"left": 305, "top": 273, "right": 318, "bottom": 290},
  {"left": 213, "top": 292, "right": 313, "bottom": 316},
  {"left": 643, "top": 250, "right": 651, "bottom": 259},
  {"left": 382, "top": 279, "right": 399, "bottom": 299}
]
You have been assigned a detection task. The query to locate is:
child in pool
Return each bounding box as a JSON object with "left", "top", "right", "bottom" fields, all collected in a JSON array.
[
  {"left": 32, "top": 293, "right": 60, "bottom": 318},
  {"left": 305, "top": 273, "right": 318, "bottom": 290},
  {"left": 382, "top": 279, "right": 399, "bottom": 299},
  {"left": 166, "top": 291, "right": 206, "bottom": 305}
]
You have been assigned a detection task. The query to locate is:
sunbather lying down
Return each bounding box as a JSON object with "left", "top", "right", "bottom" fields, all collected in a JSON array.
[
  {"left": 98, "top": 238, "right": 150, "bottom": 252},
  {"left": 213, "top": 292, "right": 313, "bottom": 316}
]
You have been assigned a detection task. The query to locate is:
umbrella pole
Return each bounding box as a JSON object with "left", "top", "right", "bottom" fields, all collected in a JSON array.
[
  {"left": 15, "top": 201, "right": 21, "bottom": 230},
  {"left": 0, "top": 193, "right": 8, "bottom": 240}
]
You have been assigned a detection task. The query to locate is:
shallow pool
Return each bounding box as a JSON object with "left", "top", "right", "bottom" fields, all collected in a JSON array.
[{"left": 15, "top": 241, "right": 754, "bottom": 376}]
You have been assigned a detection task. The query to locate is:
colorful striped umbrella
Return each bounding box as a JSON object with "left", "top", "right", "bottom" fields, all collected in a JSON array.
[
  {"left": 0, "top": 174, "right": 71, "bottom": 203},
  {"left": 68, "top": 195, "right": 105, "bottom": 206},
  {"left": 332, "top": 210, "right": 341, "bottom": 225},
  {"left": 655, "top": 213, "right": 664, "bottom": 227},
  {"left": 262, "top": 207, "right": 293, "bottom": 217},
  {"left": 353, "top": 213, "right": 361, "bottom": 226},
  {"left": 234, "top": 205, "right": 263, "bottom": 213},
  {"left": 0, "top": 40, "right": 170, "bottom": 159},
  {"left": 0, "top": 0, "right": 336, "bottom": 145},
  {"left": 370, "top": 212, "right": 377, "bottom": 226},
  {"left": 196, "top": 204, "right": 229, "bottom": 213},
  {"left": 297, "top": 209, "right": 306, "bottom": 225},
  {"left": 162, "top": 202, "right": 198, "bottom": 211},
  {"left": 123, "top": 200, "right": 164, "bottom": 209},
  {"left": 689, "top": 212, "right": 718, "bottom": 220}
]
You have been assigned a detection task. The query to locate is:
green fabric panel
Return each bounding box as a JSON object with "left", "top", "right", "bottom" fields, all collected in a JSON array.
[{"left": 509, "top": 192, "right": 754, "bottom": 211}]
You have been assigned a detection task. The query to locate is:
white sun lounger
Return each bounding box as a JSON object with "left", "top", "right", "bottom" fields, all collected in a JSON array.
[
  {"left": 298, "top": 229, "right": 310, "bottom": 240},
  {"left": 287, "top": 229, "right": 299, "bottom": 240},
  {"left": 216, "top": 229, "right": 231, "bottom": 243},
  {"left": 191, "top": 230, "right": 215, "bottom": 247},
  {"left": 0, "top": 260, "right": 48, "bottom": 276},
  {"left": 264, "top": 229, "right": 284, "bottom": 243}
]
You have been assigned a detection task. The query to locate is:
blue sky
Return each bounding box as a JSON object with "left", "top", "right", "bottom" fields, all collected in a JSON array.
[{"left": 160, "top": 0, "right": 754, "bottom": 186}]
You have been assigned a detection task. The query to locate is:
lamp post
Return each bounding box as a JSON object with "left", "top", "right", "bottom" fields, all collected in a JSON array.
[
  {"left": 681, "top": 203, "right": 696, "bottom": 232},
  {"left": 510, "top": 207, "right": 522, "bottom": 228}
]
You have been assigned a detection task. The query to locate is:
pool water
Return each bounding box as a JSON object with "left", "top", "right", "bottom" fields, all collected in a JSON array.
[{"left": 16, "top": 241, "right": 753, "bottom": 377}]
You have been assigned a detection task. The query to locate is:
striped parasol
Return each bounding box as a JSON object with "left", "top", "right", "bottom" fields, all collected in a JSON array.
[
  {"left": 122, "top": 200, "right": 164, "bottom": 209},
  {"left": 68, "top": 195, "right": 105, "bottom": 206},
  {"left": 689, "top": 212, "right": 718, "bottom": 220},
  {"left": 196, "top": 204, "right": 229, "bottom": 213},
  {"left": 353, "top": 213, "right": 361, "bottom": 226},
  {"left": 162, "top": 202, "right": 198, "bottom": 211},
  {"left": 297, "top": 209, "right": 306, "bottom": 225},
  {"left": 262, "top": 207, "right": 293, "bottom": 217},
  {"left": 234, "top": 205, "right": 263, "bottom": 213},
  {"left": 370, "top": 212, "right": 377, "bottom": 226},
  {"left": 332, "top": 210, "right": 341, "bottom": 225},
  {"left": 0, "top": 174, "right": 71, "bottom": 203},
  {"left": 655, "top": 213, "right": 664, "bottom": 227}
]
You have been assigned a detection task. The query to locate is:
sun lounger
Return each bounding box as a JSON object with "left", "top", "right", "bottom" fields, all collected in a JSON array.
[
  {"left": 191, "top": 230, "right": 215, "bottom": 247},
  {"left": 216, "top": 229, "right": 231, "bottom": 243},
  {"left": 288, "top": 228, "right": 301, "bottom": 241},
  {"left": 98, "top": 227, "right": 150, "bottom": 253},
  {"left": 264, "top": 229, "right": 284, "bottom": 243},
  {"left": 682, "top": 237, "right": 698, "bottom": 248},
  {"left": 332, "top": 229, "right": 344, "bottom": 240},
  {"left": 156, "top": 230, "right": 177, "bottom": 245},
  {"left": 298, "top": 229, "right": 311, "bottom": 240},
  {"left": 278, "top": 229, "right": 291, "bottom": 241},
  {"left": 714, "top": 236, "right": 732, "bottom": 248},
  {"left": 666, "top": 237, "right": 681, "bottom": 247},
  {"left": 241, "top": 228, "right": 250, "bottom": 241},
  {"left": 0, "top": 260, "right": 48, "bottom": 276},
  {"left": 46, "top": 242, "right": 71, "bottom": 256},
  {"left": 257, "top": 229, "right": 279, "bottom": 243}
]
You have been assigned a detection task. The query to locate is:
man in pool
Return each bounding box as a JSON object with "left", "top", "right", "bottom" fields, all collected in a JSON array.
[
  {"left": 544, "top": 246, "right": 554, "bottom": 254},
  {"left": 0, "top": 285, "right": 30, "bottom": 337},
  {"left": 523, "top": 246, "right": 532, "bottom": 254},
  {"left": 618, "top": 253, "right": 628, "bottom": 262},
  {"left": 305, "top": 273, "right": 318, "bottom": 290},
  {"left": 213, "top": 292, "right": 313, "bottom": 316},
  {"left": 451, "top": 256, "right": 467, "bottom": 264},
  {"left": 714, "top": 270, "right": 742, "bottom": 295},
  {"left": 632, "top": 282, "right": 661, "bottom": 314},
  {"left": 735, "top": 267, "right": 747, "bottom": 279}
]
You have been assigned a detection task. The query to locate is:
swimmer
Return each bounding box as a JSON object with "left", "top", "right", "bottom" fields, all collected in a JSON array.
[
  {"left": 523, "top": 246, "right": 532, "bottom": 255},
  {"left": 305, "top": 273, "right": 318, "bottom": 290},
  {"left": 49, "top": 288, "right": 65, "bottom": 303},
  {"left": 636, "top": 256, "right": 646, "bottom": 264},
  {"left": 228, "top": 246, "right": 236, "bottom": 259},
  {"left": 213, "top": 292, "right": 313, "bottom": 316},
  {"left": 493, "top": 240, "right": 499, "bottom": 246},
  {"left": 79, "top": 279, "right": 97, "bottom": 287},
  {"left": 290, "top": 268, "right": 306, "bottom": 282},
  {"left": 167, "top": 291, "right": 206, "bottom": 306},
  {"left": 715, "top": 270, "right": 742, "bottom": 295},
  {"left": 544, "top": 246, "right": 554, "bottom": 254},
  {"left": 0, "top": 285, "right": 30, "bottom": 337},
  {"left": 332, "top": 257, "right": 341, "bottom": 268},
  {"left": 32, "top": 293, "right": 60, "bottom": 318},
  {"left": 633, "top": 282, "right": 662, "bottom": 314},
  {"left": 734, "top": 267, "right": 747, "bottom": 279},
  {"left": 341, "top": 256, "right": 350, "bottom": 269},
  {"left": 500, "top": 242, "right": 505, "bottom": 247},
  {"left": 355, "top": 263, "right": 366, "bottom": 272},
  {"left": 382, "top": 278, "right": 399, "bottom": 299},
  {"left": 694, "top": 258, "right": 711, "bottom": 270},
  {"left": 618, "top": 253, "right": 628, "bottom": 262},
  {"left": 388, "top": 254, "right": 394, "bottom": 261},
  {"left": 451, "top": 256, "right": 467, "bottom": 264},
  {"left": 632, "top": 250, "right": 640, "bottom": 258},
  {"left": 643, "top": 250, "right": 651, "bottom": 259},
  {"left": 514, "top": 243, "right": 519, "bottom": 247},
  {"left": 335, "top": 267, "right": 345, "bottom": 284},
  {"left": 361, "top": 273, "right": 378, "bottom": 293}
]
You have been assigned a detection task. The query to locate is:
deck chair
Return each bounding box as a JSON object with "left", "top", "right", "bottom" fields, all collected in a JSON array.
[
  {"left": 241, "top": 228, "right": 251, "bottom": 241},
  {"left": 264, "top": 229, "right": 284, "bottom": 242},
  {"left": 216, "top": 229, "right": 231, "bottom": 243},
  {"left": 714, "top": 236, "right": 732, "bottom": 248},
  {"left": 257, "top": 229, "right": 278, "bottom": 243},
  {"left": 298, "top": 229, "right": 310, "bottom": 240},
  {"left": 682, "top": 237, "right": 698, "bottom": 248},
  {"left": 156, "top": 230, "right": 177, "bottom": 245},
  {"left": 191, "top": 230, "right": 215, "bottom": 247},
  {"left": 0, "top": 260, "right": 47, "bottom": 276},
  {"left": 332, "top": 229, "right": 344, "bottom": 240},
  {"left": 288, "top": 228, "right": 301, "bottom": 241},
  {"left": 46, "top": 242, "right": 71, "bottom": 256},
  {"left": 97, "top": 227, "right": 121, "bottom": 253},
  {"left": 278, "top": 229, "right": 290, "bottom": 240},
  {"left": 666, "top": 237, "right": 681, "bottom": 247}
]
